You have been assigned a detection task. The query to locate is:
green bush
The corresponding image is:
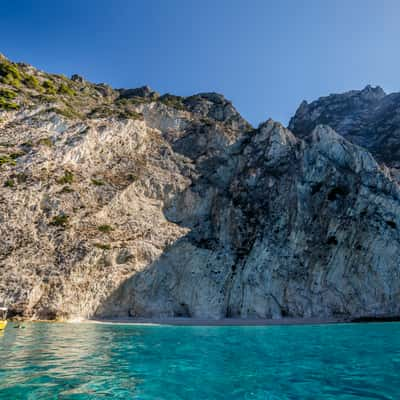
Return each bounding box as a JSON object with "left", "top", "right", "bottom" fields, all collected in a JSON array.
[
  {"left": 0, "top": 98, "right": 19, "bottom": 110},
  {"left": 24, "top": 74, "right": 41, "bottom": 90},
  {"left": 88, "top": 106, "right": 116, "bottom": 119},
  {"left": 0, "top": 62, "right": 22, "bottom": 79},
  {"left": 42, "top": 80, "right": 57, "bottom": 95},
  {"left": 97, "top": 224, "right": 114, "bottom": 233},
  {"left": 50, "top": 214, "right": 69, "bottom": 227},
  {"left": 117, "top": 94, "right": 158, "bottom": 105},
  {"left": 57, "top": 170, "right": 74, "bottom": 184},
  {"left": 0, "top": 88, "right": 17, "bottom": 99},
  {"left": 118, "top": 110, "right": 144, "bottom": 120},
  {"left": 0, "top": 155, "right": 17, "bottom": 166},
  {"left": 58, "top": 83, "right": 75, "bottom": 96},
  {"left": 60, "top": 185, "right": 74, "bottom": 193},
  {"left": 52, "top": 106, "right": 82, "bottom": 120},
  {"left": 0, "top": 86, "right": 19, "bottom": 110},
  {"left": 94, "top": 243, "right": 111, "bottom": 250},
  {"left": 159, "top": 94, "right": 186, "bottom": 110},
  {"left": 4, "top": 76, "right": 20, "bottom": 87},
  {"left": 36, "top": 94, "right": 57, "bottom": 103},
  {"left": 91, "top": 178, "right": 105, "bottom": 186},
  {"left": 9, "top": 151, "right": 25, "bottom": 159},
  {"left": 4, "top": 179, "right": 14, "bottom": 187},
  {"left": 38, "top": 137, "right": 53, "bottom": 147},
  {"left": 0, "top": 62, "right": 22, "bottom": 87}
]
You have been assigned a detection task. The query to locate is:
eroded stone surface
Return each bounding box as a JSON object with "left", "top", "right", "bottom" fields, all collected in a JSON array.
[
  {"left": 1, "top": 57, "right": 400, "bottom": 320},
  {"left": 289, "top": 85, "right": 400, "bottom": 169}
]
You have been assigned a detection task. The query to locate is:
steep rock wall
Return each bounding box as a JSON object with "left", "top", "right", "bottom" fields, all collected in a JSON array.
[{"left": 1, "top": 55, "right": 400, "bottom": 320}]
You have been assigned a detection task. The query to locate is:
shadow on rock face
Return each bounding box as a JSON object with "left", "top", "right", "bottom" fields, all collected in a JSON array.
[
  {"left": 93, "top": 121, "right": 251, "bottom": 319},
  {"left": 94, "top": 122, "right": 400, "bottom": 320}
]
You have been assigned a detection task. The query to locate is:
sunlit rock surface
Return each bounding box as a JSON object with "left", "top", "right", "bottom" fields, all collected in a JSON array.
[{"left": 1, "top": 55, "right": 400, "bottom": 320}]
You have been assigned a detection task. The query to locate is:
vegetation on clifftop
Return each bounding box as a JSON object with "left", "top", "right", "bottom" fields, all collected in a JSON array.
[{"left": 158, "top": 94, "right": 186, "bottom": 110}]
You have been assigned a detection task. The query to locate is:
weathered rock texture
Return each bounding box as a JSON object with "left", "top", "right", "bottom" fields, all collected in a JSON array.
[
  {"left": 289, "top": 85, "right": 400, "bottom": 169},
  {"left": 1, "top": 55, "right": 400, "bottom": 320}
]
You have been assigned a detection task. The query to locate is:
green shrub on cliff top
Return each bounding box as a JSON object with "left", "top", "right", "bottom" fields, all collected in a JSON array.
[
  {"left": 0, "top": 88, "right": 17, "bottom": 99},
  {"left": 118, "top": 109, "right": 144, "bottom": 120},
  {"left": 0, "top": 88, "right": 19, "bottom": 110},
  {"left": 42, "top": 79, "right": 57, "bottom": 95},
  {"left": 0, "top": 98, "right": 19, "bottom": 110},
  {"left": 24, "top": 74, "right": 41, "bottom": 90},
  {"left": 159, "top": 94, "right": 186, "bottom": 110},
  {"left": 0, "top": 61, "right": 22, "bottom": 87},
  {"left": 58, "top": 83, "right": 76, "bottom": 96}
]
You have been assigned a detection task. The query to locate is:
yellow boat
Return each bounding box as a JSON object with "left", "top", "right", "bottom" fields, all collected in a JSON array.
[{"left": 0, "top": 307, "right": 8, "bottom": 330}]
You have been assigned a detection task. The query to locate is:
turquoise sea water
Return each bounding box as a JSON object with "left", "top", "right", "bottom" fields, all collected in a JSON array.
[{"left": 0, "top": 322, "right": 400, "bottom": 399}]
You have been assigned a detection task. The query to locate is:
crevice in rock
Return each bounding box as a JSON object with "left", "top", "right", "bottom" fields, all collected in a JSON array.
[
  {"left": 327, "top": 186, "right": 349, "bottom": 201},
  {"left": 311, "top": 182, "right": 323, "bottom": 195},
  {"left": 326, "top": 236, "right": 338, "bottom": 245},
  {"left": 386, "top": 220, "right": 397, "bottom": 229}
]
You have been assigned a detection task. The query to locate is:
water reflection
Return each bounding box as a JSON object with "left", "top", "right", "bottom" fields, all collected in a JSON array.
[{"left": 0, "top": 323, "right": 142, "bottom": 398}]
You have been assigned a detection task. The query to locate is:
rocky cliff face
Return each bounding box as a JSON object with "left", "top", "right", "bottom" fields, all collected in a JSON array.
[
  {"left": 1, "top": 55, "right": 400, "bottom": 320},
  {"left": 289, "top": 85, "right": 400, "bottom": 169}
]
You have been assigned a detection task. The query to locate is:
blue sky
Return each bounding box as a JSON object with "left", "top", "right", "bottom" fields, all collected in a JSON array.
[{"left": 1, "top": 0, "right": 399, "bottom": 125}]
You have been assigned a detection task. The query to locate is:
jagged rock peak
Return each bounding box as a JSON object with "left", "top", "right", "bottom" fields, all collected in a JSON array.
[
  {"left": 118, "top": 85, "right": 160, "bottom": 100},
  {"left": 288, "top": 85, "right": 400, "bottom": 168},
  {"left": 189, "top": 92, "right": 227, "bottom": 103},
  {"left": 289, "top": 85, "right": 387, "bottom": 132},
  {"left": 71, "top": 74, "right": 85, "bottom": 83},
  {"left": 256, "top": 118, "right": 297, "bottom": 145},
  {"left": 359, "top": 84, "right": 386, "bottom": 99},
  {"left": 184, "top": 92, "right": 252, "bottom": 131}
]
